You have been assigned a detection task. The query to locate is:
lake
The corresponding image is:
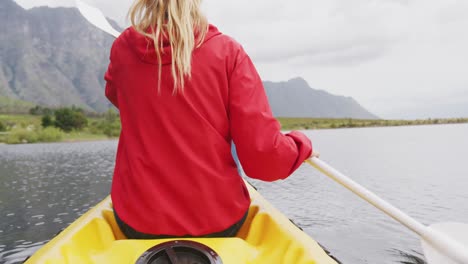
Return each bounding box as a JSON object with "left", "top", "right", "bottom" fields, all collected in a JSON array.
[{"left": 1, "top": 124, "right": 467, "bottom": 263}]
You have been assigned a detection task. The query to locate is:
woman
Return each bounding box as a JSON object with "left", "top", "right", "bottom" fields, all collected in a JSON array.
[{"left": 105, "top": 0, "right": 314, "bottom": 239}]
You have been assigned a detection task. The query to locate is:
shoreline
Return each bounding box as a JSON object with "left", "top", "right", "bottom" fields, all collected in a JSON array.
[
  {"left": 61, "top": 137, "right": 118, "bottom": 143},
  {"left": 277, "top": 117, "right": 468, "bottom": 130},
  {"left": 0, "top": 112, "right": 120, "bottom": 145},
  {"left": 2, "top": 113, "right": 467, "bottom": 145},
  {"left": 1, "top": 119, "right": 467, "bottom": 145},
  {"left": 0, "top": 137, "right": 118, "bottom": 146}
]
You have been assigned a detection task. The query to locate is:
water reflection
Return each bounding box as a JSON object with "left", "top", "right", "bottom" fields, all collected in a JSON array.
[
  {"left": 0, "top": 141, "right": 117, "bottom": 263},
  {"left": 1, "top": 124, "right": 467, "bottom": 264},
  {"left": 251, "top": 124, "right": 468, "bottom": 263}
]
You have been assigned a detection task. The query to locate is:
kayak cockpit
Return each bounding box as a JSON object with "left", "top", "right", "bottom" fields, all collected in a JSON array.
[{"left": 26, "top": 183, "right": 339, "bottom": 264}]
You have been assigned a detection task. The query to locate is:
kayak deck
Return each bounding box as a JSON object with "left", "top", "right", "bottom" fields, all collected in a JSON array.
[{"left": 26, "top": 183, "right": 339, "bottom": 263}]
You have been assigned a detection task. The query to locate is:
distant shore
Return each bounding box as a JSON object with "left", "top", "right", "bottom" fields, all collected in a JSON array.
[
  {"left": 277, "top": 117, "right": 468, "bottom": 130},
  {"left": 1, "top": 114, "right": 468, "bottom": 145},
  {"left": 0, "top": 113, "right": 119, "bottom": 145}
]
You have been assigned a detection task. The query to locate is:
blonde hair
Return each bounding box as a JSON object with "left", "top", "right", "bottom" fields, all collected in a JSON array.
[{"left": 129, "top": 0, "right": 208, "bottom": 94}]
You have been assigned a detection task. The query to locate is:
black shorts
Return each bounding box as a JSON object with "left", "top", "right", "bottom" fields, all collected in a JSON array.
[{"left": 114, "top": 209, "right": 249, "bottom": 239}]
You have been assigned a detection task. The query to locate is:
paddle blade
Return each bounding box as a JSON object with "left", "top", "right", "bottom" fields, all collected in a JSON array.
[
  {"left": 422, "top": 222, "right": 468, "bottom": 264},
  {"left": 75, "top": 0, "right": 121, "bottom": 38}
]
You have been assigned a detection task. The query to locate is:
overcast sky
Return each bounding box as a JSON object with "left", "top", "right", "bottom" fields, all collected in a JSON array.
[{"left": 14, "top": 0, "right": 468, "bottom": 119}]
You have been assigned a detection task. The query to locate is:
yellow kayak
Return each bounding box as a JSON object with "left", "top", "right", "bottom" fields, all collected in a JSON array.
[{"left": 26, "top": 182, "right": 340, "bottom": 264}]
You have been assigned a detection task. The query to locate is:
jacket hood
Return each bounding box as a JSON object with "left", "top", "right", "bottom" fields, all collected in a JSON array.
[{"left": 124, "top": 24, "right": 221, "bottom": 65}]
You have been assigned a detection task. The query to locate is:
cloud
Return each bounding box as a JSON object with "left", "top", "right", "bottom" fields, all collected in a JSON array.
[
  {"left": 12, "top": 0, "right": 442, "bottom": 67},
  {"left": 204, "top": 0, "right": 410, "bottom": 66}
]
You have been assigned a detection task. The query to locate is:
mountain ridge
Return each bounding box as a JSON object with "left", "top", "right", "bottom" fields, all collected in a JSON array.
[
  {"left": 1, "top": 0, "right": 377, "bottom": 119},
  {"left": 264, "top": 78, "right": 378, "bottom": 119},
  {"left": 0, "top": 0, "right": 116, "bottom": 112}
]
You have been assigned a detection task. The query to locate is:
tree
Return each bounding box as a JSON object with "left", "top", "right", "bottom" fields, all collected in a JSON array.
[
  {"left": 41, "top": 115, "right": 54, "bottom": 128},
  {"left": 54, "top": 107, "right": 88, "bottom": 132},
  {"left": 102, "top": 109, "right": 120, "bottom": 137},
  {"left": 29, "top": 105, "right": 53, "bottom": 116},
  {"left": 104, "top": 109, "right": 118, "bottom": 123},
  {"left": 29, "top": 105, "right": 41, "bottom": 115},
  {"left": 42, "top": 107, "right": 53, "bottom": 116}
]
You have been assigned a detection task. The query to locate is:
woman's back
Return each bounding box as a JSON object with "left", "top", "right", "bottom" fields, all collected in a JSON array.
[
  {"left": 107, "top": 25, "right": 253, "bottom": 236},
  {"left": 105, "top": 0, "right": 312, "bottom": 238}
]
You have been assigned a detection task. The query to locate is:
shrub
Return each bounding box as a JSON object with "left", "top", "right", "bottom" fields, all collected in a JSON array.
[
  {"left": 36, "top": 127, "right": 63, "bottom": 142},
  {"left": 6, "top": 128, "right": 38, "bottom": 144},
  {"left": 29, "top": 106, "right": 42, "bottom": 115},
  {"left": 30, "top": 105, "right": 53, "bottom": 116},
  {"left": 103, "top": 124, "right": 121, "bottom": 137},
  {"left": 41, "top": 115, "right": 54, "bottom": 128},
  {"left": 91, "top": 109, "right": 121, "bottom": 137},
  {"left": 0, "top": 121, "right": 5, "bottom": 132},
  {"left": 104, "top": 109, "right": 119, "bottom": 123},
  {"left": 54, "top": 107, "right": 88, "bottom": 132},
  {"left": 88, "top": 121, "right": 101, "bottom": 134}
]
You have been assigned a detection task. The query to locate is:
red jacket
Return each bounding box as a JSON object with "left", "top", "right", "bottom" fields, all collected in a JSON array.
[{"left": 105, "top": 24, "right": 312, "bottom": 236}]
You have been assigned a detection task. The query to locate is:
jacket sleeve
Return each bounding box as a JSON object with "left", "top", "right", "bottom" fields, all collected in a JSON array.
[
  {"left": 104, "top": 43, "right": 119, "bottom": 109},
  {"left": 229, "top": 51, "right": 312, "bottom": 182}
]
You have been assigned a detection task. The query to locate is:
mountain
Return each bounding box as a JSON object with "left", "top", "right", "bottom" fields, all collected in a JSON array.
[
  {"left": 264, "top": 78, "right": 378, "bottom": 119},
  {"left": 0, "top": 0, "right": 117, "bottom": 112},
  {"left": 0, "top": 1, "right": 377, "bottom": 119}
]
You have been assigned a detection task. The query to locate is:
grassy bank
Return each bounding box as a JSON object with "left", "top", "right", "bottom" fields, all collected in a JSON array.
[
  {"left": 277, "top": 117, "right": 468, "bottom": 130},
  {"left": 1, "top": 114, "right": 468, "bottom": 144},
  {"left": 0, "top": 113, "right": 119, "bottom": 144}
]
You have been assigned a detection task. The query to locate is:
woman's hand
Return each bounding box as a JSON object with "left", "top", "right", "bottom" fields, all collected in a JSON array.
[{"left": 310, "top": 151, "right": 320, "bottom": 159}]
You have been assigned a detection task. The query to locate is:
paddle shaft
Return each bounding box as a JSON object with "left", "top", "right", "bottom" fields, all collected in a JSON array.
[
  {"left": 76, "top": 0, "right": 121, "bottom": 38},
  {"left": 306, "top": 157, "right": 468, "bottom": 264}
]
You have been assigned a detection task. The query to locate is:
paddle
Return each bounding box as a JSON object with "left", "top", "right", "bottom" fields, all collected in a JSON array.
[
  {"left": 306, "top": 157, "right": 468, "bottom": 264},
  {"left": 73, "top": 1, "right": 468, "bottom": 262},
  {"left": 76, "top": 0, "right": 121, "bottom": 38}
]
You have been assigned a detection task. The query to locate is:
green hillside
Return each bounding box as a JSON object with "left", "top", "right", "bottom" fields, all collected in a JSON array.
[{"left": 0, "top": 96, "right": 35, "bottom": 114}]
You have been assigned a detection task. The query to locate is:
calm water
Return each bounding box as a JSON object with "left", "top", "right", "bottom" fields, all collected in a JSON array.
[{"left": 1, "top": 124, "right": 468, "bottom": 263}]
